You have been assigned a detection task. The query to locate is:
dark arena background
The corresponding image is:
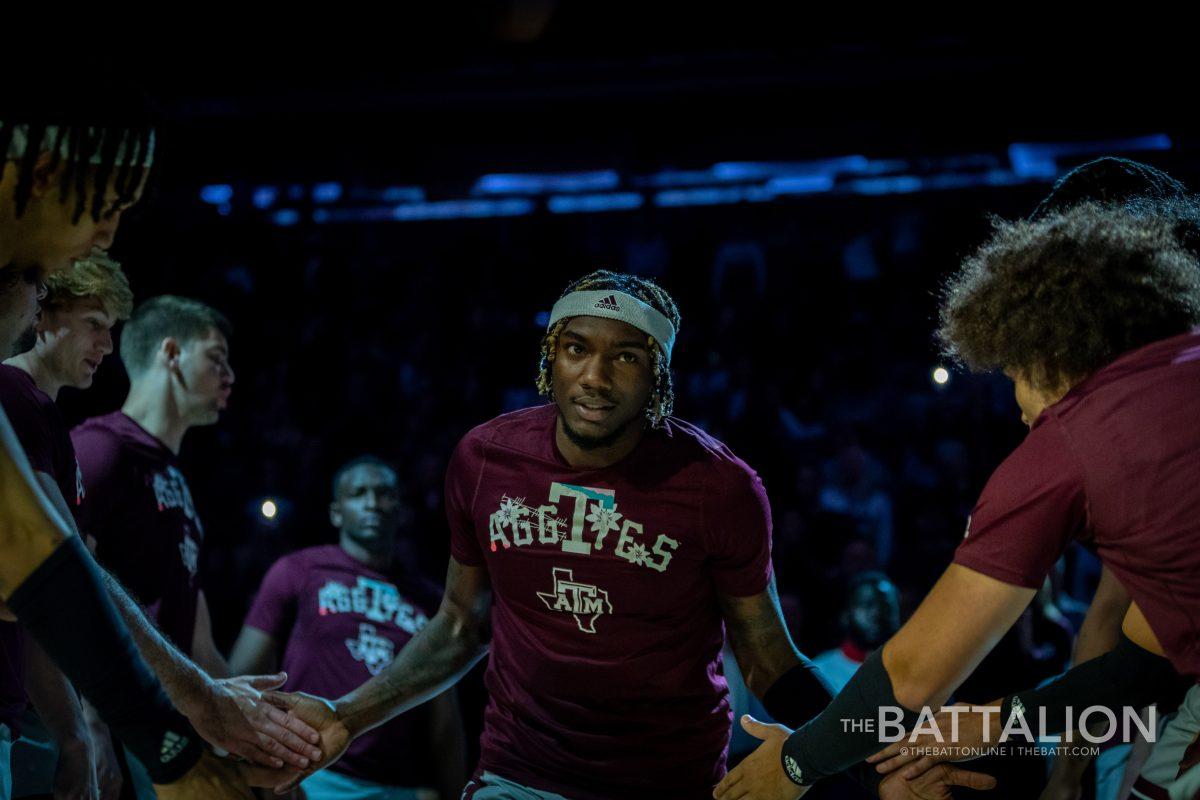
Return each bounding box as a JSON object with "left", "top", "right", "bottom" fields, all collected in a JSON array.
[{"left": 39, "top": 19, "right": 1200, "bottom": 800}]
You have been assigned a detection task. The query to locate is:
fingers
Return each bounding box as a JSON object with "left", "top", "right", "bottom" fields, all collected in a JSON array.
[
  {"left": 262, "top": 690, "right": 299, "bottom": 712},
  {"left": 713, "top": 765, "right": 742, "bottom": 798},
  {"left": 941, "top": 765, "right": 997, "bottom": 791},
  {"left": 253, "top": 731, "right": 314, "bottom": 770},
  {"left": 867, "top": 741, "right": 906, "bottom": 763},
  {"left": 874, "top": 750, "right": 921, "bottom": 774},
  {"left": 263, "top": 704, "right": 321, "bottom": 745},
  {"left": 224, "top": 738, "right": 286, "bottom": 770},
  {"left": 246, "top": 673, "right": 288, "bottom": 691},
  {"left": 252, "top": 716, "right": 322, "bottom": 763},
  {"left": 739, "top": 714, "right": 772, "bottom": 741},
  {"left": 898, "top": 756, "right": 941, "bottom": 781}
]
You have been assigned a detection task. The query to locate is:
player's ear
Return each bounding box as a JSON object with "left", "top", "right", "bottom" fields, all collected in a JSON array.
[
  {"left": 330, "top": 501, "right": 343, "bottom": 528},
  {"left": 158, "top": 337, "right": 181, "bottom": 370},
  {"left": 29, "top": 151, "right": 67, "bottom": 200}
]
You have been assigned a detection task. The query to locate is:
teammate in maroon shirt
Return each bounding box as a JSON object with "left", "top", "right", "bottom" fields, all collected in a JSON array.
[
  {"left": 0, "top": 250, "right": 132, "bottom": 799},
  {"left": 231, "top": 456, "right": 467, "bottom": 799},
  {"left": 0, "top": 90, "right": 319, "bottom": 800},
  {"left": 719, "top": 203, "right": 1200, "bottom": 799},
  {"left": 250, "top": 271, "right": 985, "bottom": 800},
  {"left": 72, "top": 294, "right": 245, "bottom": 792}
]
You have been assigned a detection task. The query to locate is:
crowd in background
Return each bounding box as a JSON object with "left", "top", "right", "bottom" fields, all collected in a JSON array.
[{"left": 52, "top": 180, "right": 1120, "bottom": 786}]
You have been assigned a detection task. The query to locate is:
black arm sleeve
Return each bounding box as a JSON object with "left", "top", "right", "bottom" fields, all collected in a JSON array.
[
  {"left": 1001, "top": 633, "right": 1188, "bottom": 736},
  {"left": 7, "top": 536, "right": 203, "bottom": 783},
  {"left": 779, "top": 649, "right": 920, "bottom": 786},
  {"left": 762, "top": 659, "right": 885, "bottom": 794}
]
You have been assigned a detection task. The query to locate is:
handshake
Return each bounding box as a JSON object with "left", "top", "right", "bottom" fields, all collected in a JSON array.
[{"left": 153, "top": 676, "right": 350, "bottom": 799}]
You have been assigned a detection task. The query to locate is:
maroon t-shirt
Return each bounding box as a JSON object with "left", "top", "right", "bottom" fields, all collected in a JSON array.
[
  {"left": 955, "top": 330, "right": 1200, "bottom": 679},
  {"left": 72, "top": 412, "right": 205, "bottom": 654},
  {"left": 0, "top": 364, "right": 83, "bottom": 508},
  {"left": 0, "top": 364, "right": 84, "bottom": 734},
  {"left": 244, "top": 545, "right": 441, "bottom": 786},
  {"left": 447, "top": 405, "right": 773, "bottom": 799}
]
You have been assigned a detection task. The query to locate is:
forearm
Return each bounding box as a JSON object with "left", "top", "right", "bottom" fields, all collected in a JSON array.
[
  {"left": 431, "top": 693, "right": 468, "bottom": 800},
  {"left": 336, "top": 609, "right": 488, "bottom": 737},
  {"left": 100, "top": 569, "right": 212, "bottom": 714},
  {"left": 23, "top": 637, "right": 89, "bottom": 745},
  {"left": 1001, "top": 633, "right": 1183, "bottom": 735},
  {"left": 1072, "top": 567, "right": 1130, "bottom": 665}
]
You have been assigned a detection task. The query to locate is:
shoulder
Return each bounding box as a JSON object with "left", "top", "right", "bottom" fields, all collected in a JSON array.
[
  {"left": 452, "top": 404, "right": 555, "bottom": 462},
  {"left": 274, "top": 545, "right": 338, "bottom": 573},
  {"left": 71, "top": 414, "right": 129, "bottom": 467},
  {"left": 0, "top": 365, "right": 51, "bottom": 417},
  {"left": 71, "top": 413, "right": 125, "bottom": 448},
  {"left": 659, "top": 416, "right": 763, "bottom": 488}
]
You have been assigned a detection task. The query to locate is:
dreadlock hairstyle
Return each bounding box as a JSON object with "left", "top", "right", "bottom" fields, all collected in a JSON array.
[
  {"left": 938, "top": 203, "right": 1200, "bottom": 391},
  {"left": 0, "top": 77, "right": 157, "bottom": 223},
  {"left": 536, "top": 269, "right": 681, "bottom": 428}
]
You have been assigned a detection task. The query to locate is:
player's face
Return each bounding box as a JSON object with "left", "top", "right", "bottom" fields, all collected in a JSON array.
[
  {"left": 847, "top": 580, "right": 901, "bottom": 649},
  {"left": 16, "top": 161, "right": 146, "bottom": 276},
  {"left": 332, "top": 464, "right": 405, "bottom": 545},
  {"left": 0, "top": 267, "right": 44, "bottom": 358},
  {"left": 552, "top": 316, "right": 654, "bottom": 450},
  {"left": 177, "top": 327, "right": 234, "bottom": 426},
  {"left": 34, "top": 297, "right": 116, "bottom": 390}
]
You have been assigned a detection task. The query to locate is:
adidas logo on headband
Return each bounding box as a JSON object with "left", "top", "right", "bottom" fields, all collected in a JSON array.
[{"left": 593, "top": 295, "right": 622, "bottom": 312}]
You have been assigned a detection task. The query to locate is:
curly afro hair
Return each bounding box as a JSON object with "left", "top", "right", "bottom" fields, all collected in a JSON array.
[{"left": 938, "top": 203, "right": 1200, "bottom": 390}]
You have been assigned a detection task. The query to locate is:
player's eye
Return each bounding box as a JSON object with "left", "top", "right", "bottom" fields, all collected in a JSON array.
[
  {"left": 617, "top": 352, "right": 639, "bottom": 364},
  {"left": 565, "top": 343, "right": 584, "bottom": 356}
]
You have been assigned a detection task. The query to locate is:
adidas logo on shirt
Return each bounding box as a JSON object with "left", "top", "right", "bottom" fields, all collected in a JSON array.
[
  {"left": 159, "top": 731, "right": 190, "bottom": 763},
  {"left": 593, "top": 294, "right": 621, "bottom": 312}
]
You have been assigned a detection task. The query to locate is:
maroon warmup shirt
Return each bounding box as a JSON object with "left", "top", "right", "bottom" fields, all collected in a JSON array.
[
  {"left": 72, "top": 412, "right": 205, "bottom": 654},
  {"left": 955, "top": 330, "right": 1200, "bottom": 680},
  {"left": 244, "top": 545, "right": 442, "bottom": 787},
  {"left": 0, "top": 364, "right": 84, "bottom": 735},
  {"left": 447, "top": 404, "right": 773, "bottom": 799}
]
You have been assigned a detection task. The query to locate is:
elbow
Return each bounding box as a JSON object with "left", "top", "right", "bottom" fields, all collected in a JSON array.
[
  {"left": 446, "top": 608, "right": 491, "bottom": 661},
  {"left": 883, "top": 644, "right": 940, "bottom": 711}
]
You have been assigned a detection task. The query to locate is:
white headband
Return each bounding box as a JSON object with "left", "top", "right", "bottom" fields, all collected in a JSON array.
[
  {"left": 2, "top": 123, "right": 155, "bottom": 169},
  {"left": 548, "top": 289, "right": 677, "bottom": 363}
]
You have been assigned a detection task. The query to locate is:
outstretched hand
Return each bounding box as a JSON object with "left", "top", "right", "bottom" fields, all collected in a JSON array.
[
  {"left": 868, "top": 703, "right": 999, "bottom": 780},
  {"left": 878, "top": 763, "right": 997, "bottom": 799},
  {"left": 183, "top": 673, "right": 323, "bottom": 770},
  {"left": 713, "top": 715, "right": 807, "bottom": 800},
  {"left": 239, "top": 691, "right": 351, "bottom": 795}
]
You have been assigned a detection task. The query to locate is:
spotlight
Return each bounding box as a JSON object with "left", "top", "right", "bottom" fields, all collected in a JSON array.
[
  {"left": 261, "top": 499, "right": 278, "bottom": 520},
  {"left": 932, "top": 366, "right": 951, "bottom": 386}
]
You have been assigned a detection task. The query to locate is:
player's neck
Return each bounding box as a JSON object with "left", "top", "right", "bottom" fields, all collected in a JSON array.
[
  {"left": 3, "top": 354, "right": 65, "bottom": 400},
  {"left": 339, "top": 535, "right": 393, "bottom": 571},
  {"left": 554, "top": 415, "right": 644, "bottom": 470},
  {"left": 122, "top": 380, "right": 190, "bottom": 455}
]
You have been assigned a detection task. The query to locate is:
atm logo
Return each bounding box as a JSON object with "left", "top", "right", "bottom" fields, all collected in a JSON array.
[{"left": 536, "top": 567, "right": 612, "bottom": 634}]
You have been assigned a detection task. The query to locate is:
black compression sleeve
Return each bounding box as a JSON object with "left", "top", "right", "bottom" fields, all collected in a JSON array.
[
  {"left": 7, "top": 536, "right": 202, "bottom": 782},
  {"left": 762, "top": 657, "right": 835, "bottom": 727},
  {"left": 779, "top": 648, "right": 920, "bottom": 787},
  {"left": 1001, "top": 633, "right": 1187, "bottom": 737},
  {"left": 762, "top": 658, "right": 884, "bottom": 794}
]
